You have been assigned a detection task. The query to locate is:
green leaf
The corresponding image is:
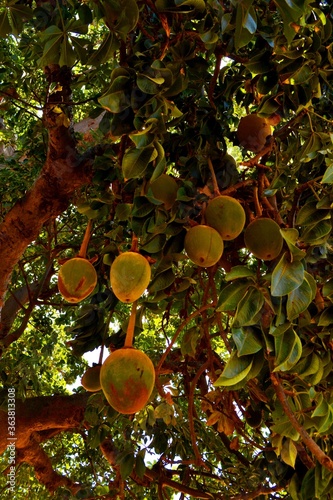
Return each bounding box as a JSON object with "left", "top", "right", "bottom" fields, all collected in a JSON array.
[
  {"left": 286, "top": 276, "right": 313, "bottom": 320},
  {"left": 148, "top": 268, "right": 174, "bottom": 293},
  {"left": 214, "top": 351, "right": 253, "bottom": 387},
  {"left": 322, "top": 164, "right": 333, "bottom": 184},
  {"left": 119, "top": 452, "right": 135, "bottom": 479},
  {"left": 232, "top": 327, "right": 262, "bottom": 356},
  {"left": 281, "top": 438, "right": 297, "bottom": 468},
  {"left": 216, "top": 280, "right": 250, "bottom": 312},
  {"left": 296, "top": 200, "right": 331, "bottom": 226},
  {"left": 315, "top": 463, "right": 333, "bottom": 499},
  {"left": 181, "top": 326, "right": 200, "bottom": 358},
  {"left": 87, "top": 32, "right": 118, "bottom": 66},
  {"left": 280, "top": 228, "right": 306, "bottom": 261},
  {"left": 274, "top": 328, "right": 302, "bottom": 372},
  {"left": 225, "top": 266, "right": 256, "bottom": 281},
  {"left": 300, "top": 220, "right": 332, "bottom": 245},
  {"left": 235, "top": 3, "right": 256, "bottom": 49},
  {"left": 0, "top": 10, "right": 11, "bottom": 37},
  {"left": 232, "top": 286, "right": 264, "bottom": 327},
  {"left": 122, "top": 146, "right": 157, "bottom": 179},
  {"left": 115, "top": 203, "right": 132, "bottom": 221},
  {"left": 59, "top": 37, "right": 76, "bottom": 67},
  {"left": 141, "top": 233, "right": 166, "bottom": 253},
  {"left": 318, "top": 306, "right": 333, "bottom": 326},
  {"left": 271, "top": 253, "right": 304, "bottom": 297}
]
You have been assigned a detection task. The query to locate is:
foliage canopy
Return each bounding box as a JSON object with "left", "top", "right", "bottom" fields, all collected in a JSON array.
[{"left": 0, "top": 0, "right": 333, "bottom": 499}]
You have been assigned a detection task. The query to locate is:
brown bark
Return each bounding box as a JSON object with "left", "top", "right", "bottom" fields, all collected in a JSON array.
[
  {"left": 0, "top": 65, "right": 95, "bottom": 318},
  {"left": 0, "top": 392, "right": 90, "bottom": 492}
]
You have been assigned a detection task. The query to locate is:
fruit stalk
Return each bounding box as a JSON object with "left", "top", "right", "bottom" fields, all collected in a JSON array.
[
  {"left": 124, "top": 300, "right": 137, "bottom": 348},
  {"left": 78, "top": 219, "right": 93, "bottom": 259}
]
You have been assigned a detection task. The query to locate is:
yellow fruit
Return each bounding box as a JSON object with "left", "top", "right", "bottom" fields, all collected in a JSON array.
[
  {"left": 237, "top": 114, "right": 272, "bottom": 153},
  {"left": 150, "top": 174, "right": 178, "bottom": 210},
  {"left": 58, "top": 258, "right": 97, "bottom": 303},
  {"left": 100, "top": 347, "right": 155, "bottom": 414},
  {"left": 244, "top": 218, "right": 283, "bottom": 261},
  {"left": 184, "top": 225, "right": 224, "bottom": 267},
  {"left": 110, "top": 252, "right": 151, "bottom": 303},
  {"left": 205, "top": 195, "right": 246, "bottom": 241},
  {"left": 81, "top": 365, "right": 102, "bottom": 392}
]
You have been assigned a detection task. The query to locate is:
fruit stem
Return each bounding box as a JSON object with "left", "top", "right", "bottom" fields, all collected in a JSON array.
[
  {"left": 124, "top": 300, "right": 137, "bottom": 348},
  {"left": 78, "top": 219, "right": 93, "bottom": 259},
  {"left": 98, "top": 344, "right": 104, "bottom": 365},
  {"left": 207, "top": 157, "right": 220, "bottom": 196},
  {"left": 130, "top": 233, "right": 139, "bottom": 252}
]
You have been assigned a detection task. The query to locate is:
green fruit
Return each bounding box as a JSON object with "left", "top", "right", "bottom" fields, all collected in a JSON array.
[
  {"left": 81, "top": 365, "right": 102, "bottom": 392},
  {"left": 184, "top": 225, "right": 224, "bottom": 267},
  {"left": 58, "top": 257, "right": 97, "bottom": 303},
  {"left": 205, "top": 195, "right": 246, "bottom": 241},
  {"left": 237, "top": 114, "right": 272, "bottom": 153},
  {"left": 100, "top": 348, "right": 155, "bottom": 414},
  {"left": 110, "top": 252, "right": 151, "bottom": 303},
  {"left": 244, "top": 218, "right": 283, "bottom": 261},
  {"left": 150, "top": 174, "right": 178, "bottom": 209}
]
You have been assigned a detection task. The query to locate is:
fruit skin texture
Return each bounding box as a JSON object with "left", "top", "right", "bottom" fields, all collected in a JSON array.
[
  {"left": 100, "top": 348, "right": 155, "bottom": 414},
  {"left": 58, "top": 257, "right": 97, "bottom": 303},
  {"left": 150, "top": 174, "right": 178, "bottom": 210},
  {"left": 244, "top": 218, "right": 283, "bottom": 261},
  {"left": 81, "top": 365, "right": 102, "bottom": 392},
  {"left": 237, "top": 114, "right": 272, "bottom": 153},
  {"left": 110, "top": 252, "right": 151, "bottom": 303},
  {"left": 205, "top": 195, "right": 246, "bottom": 241},
  {"left": 184, "top": 225, "right": 224, "bottom": 267}
]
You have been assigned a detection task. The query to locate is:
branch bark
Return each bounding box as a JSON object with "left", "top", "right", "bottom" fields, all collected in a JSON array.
[
  {"left": 0, "top": 65, "right": 96, "bottom": 317},
  {"left": 0, "top": 392, "right": 90, "bottom": 493}
]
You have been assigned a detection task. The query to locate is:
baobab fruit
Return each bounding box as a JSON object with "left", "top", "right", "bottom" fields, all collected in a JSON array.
[
  {"left": 150, "top": 174, "right": 178, "bottom": 209},
  {"left": 81, "top": 365, "right": 102, "bottom": 392},
  {"left": 184, "top": 225, "right": 224, "bottom": 267},
  {"left": 237, "top": 114, "right": 272, "bottom": 153},
  {"left": 58, "top": 258, "right": 97, "bottom": 303},
  {"left": 100, "top": 347, "right": 155, "bottom": 414},
  {"left": 110, "top": 252, "right": 151, "bottom": 303},
  {"left": 244, "top": 218, "right": 283, "bottom": 261},
  {"left": 205, "top": 195, "right": 246, "bottom": 241}
]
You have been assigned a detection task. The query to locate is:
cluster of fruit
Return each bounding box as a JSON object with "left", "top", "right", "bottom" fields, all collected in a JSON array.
[
  {"left": 185, "top": 196, "right": 283, "bottom": 267},
  {"left": 56, "top": 113, "right": 283, "bottom": 415},
  {"left": 58, "top": 251, "right": 155, "bottom": 415}
]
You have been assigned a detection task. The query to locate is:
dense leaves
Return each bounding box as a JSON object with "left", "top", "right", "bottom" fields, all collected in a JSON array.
[{"left": 0, "top": 0, "right": 333, "bottom": 499}]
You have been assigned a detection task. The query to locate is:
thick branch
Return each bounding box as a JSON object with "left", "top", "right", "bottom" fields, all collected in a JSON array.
[
  {"left": 0, "top": 393, "right": 90, "bottom": 493},
  {"left": 0, "top": 66, "right": 95, "bottom": 316}
]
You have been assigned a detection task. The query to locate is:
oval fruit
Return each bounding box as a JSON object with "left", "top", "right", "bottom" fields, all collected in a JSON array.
[
  {"left": 184, "top": 225, "right": 224, "bottom": 267},
  {"left": 81, "top": 365, "right": 102, "bottom": 392},
  {"left": 110, "top": 252, "right": 151, "bottom": 303},
  {"left": 150, "top": 174, "right": 178, "bottom": 210},
  {"left": 237, "top": 114, "right": 272, "bottom": 153},
  {"left": 244, "top": 218, "right": 283, "bottom": 261},
  {"left": 58, "top": 257, "right": 97, "bottom": 303},
  {"left": 100, "top": 347, "right": 155, "bottom": 414},
  {"left": 205, "top": 195, "right": 246, "bottom": 241}
]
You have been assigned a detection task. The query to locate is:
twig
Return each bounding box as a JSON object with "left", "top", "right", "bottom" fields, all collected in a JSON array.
[
  {"left": 188, "top": 360, "right": 211, "bottom": 469},
  {"left": 271, "top": 371, "right": 333, "bottom": 472},
  {"left": 156, "top": 303, "right": 215, "bottom": 373}
]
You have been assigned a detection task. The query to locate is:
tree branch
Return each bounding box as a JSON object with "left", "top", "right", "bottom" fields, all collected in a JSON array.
[
  {"left": 0, "top": 66, "right": 100, "bottom": 317},
  {"left": 271, "top": 371, "right": 333, "bottom": 472}
]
